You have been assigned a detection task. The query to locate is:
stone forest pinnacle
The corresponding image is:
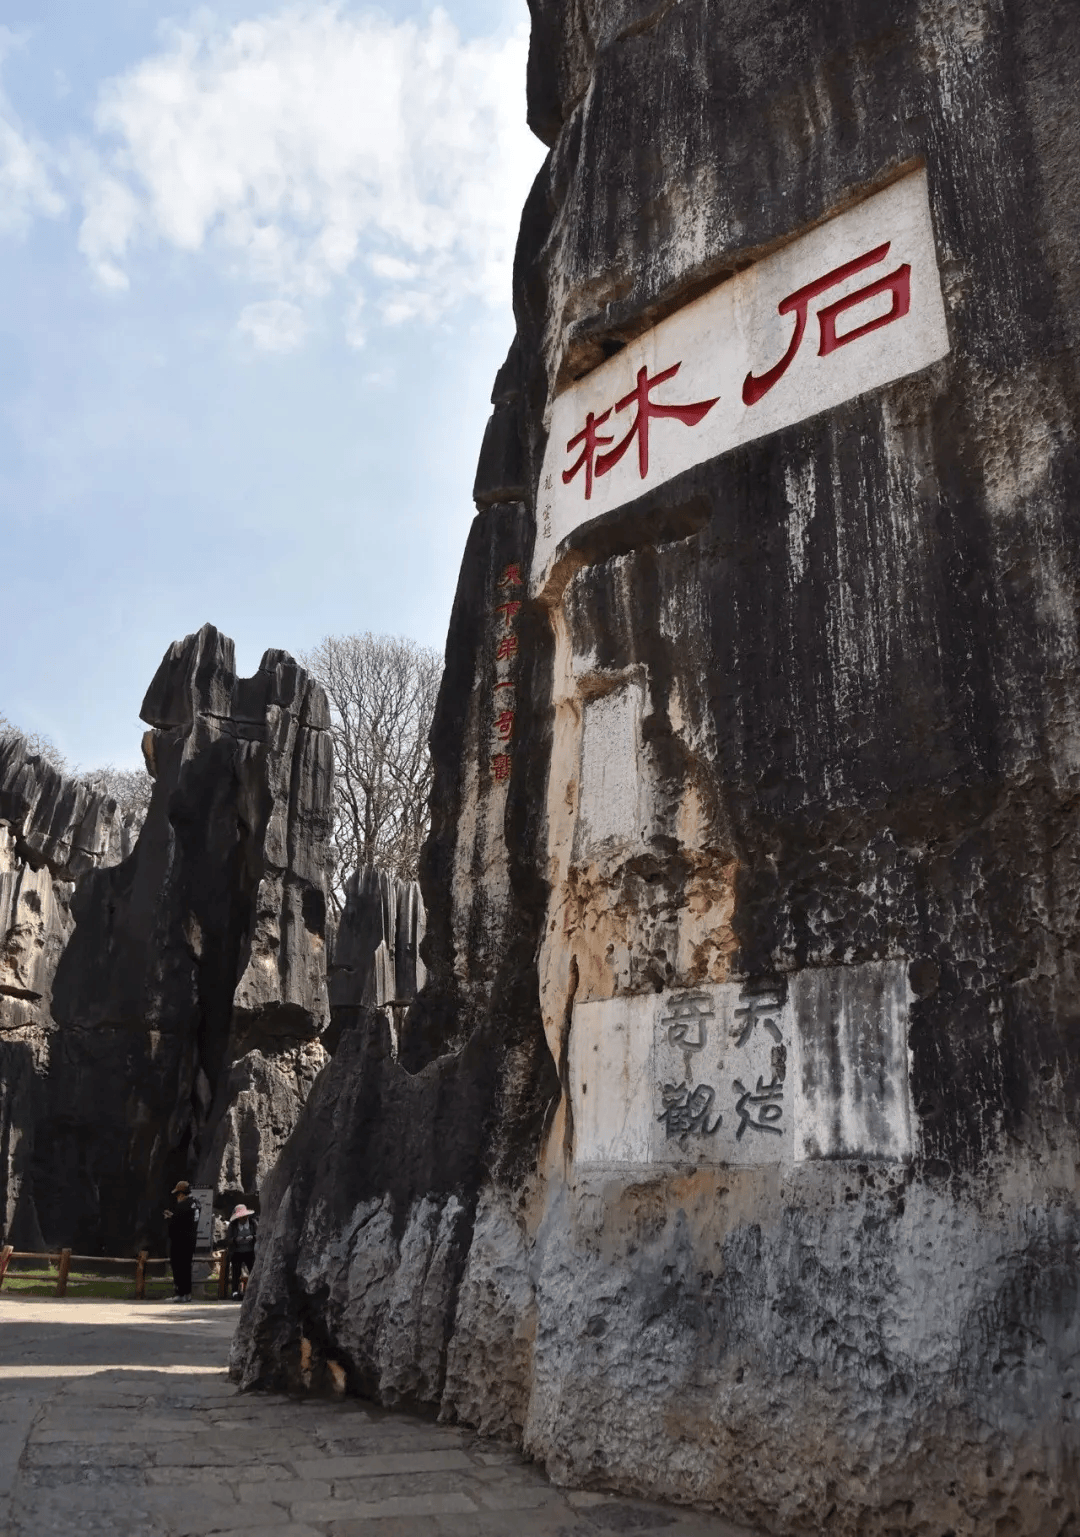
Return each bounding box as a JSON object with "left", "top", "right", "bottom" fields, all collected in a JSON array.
[{"left": 5, "top": 3, "right": 1080, "bottom": 1533}]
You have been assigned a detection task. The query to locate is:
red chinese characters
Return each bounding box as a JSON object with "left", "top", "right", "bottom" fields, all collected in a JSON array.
[
  {"left": 596, "top": 364, "right": 719, "bottom": 481},
  {"left": 491, "top": 564, "right": 523, "bottom": 786},
  {"left": 562, "top": 409, "right": 613, "bottom": 501},
  {"left": 562, "top": 363, "right": 718, "bottom": 500},
  {"left": 742, "top": 241, "right": 911, "bottom": 406}
]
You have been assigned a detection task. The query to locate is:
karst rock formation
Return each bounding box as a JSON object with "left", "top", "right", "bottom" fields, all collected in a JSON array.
[
  {"left": 0, "top": 625, "right": 336, "bottom": 1253},
  {"left": 0, "top": 738, "right": 138, "bottom": 1246},
  {"left": 327, "top": 864, "right": 426, "bottom": 1053},
  {"left": 231, "top": 2, "right": 1080, "bottom": 1531}
]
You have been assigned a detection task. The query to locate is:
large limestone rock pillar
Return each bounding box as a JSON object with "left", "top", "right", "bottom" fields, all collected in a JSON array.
[
  {"left": 0, "top": 739, "right": 134, "bottom": 1249},
  {"left": 232, "top": 5, "right": 1080, "bottom": 1532},
  {"left": 0, "top": 625, "right": 335, "bottom": 1254}
]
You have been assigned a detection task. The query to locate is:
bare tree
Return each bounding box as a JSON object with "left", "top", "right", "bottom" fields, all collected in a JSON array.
[
  {"left": 300, "top": 634, "right": 442, "bottom": 904},
  {"left": 79, "top": 764, "right": 154, "bottom": 821},
  {"left": 1, "top": 713, "right": 153, "bottom": 828},
  {"left": 0, "top": 715, "right": 68, "bottom": 771}
]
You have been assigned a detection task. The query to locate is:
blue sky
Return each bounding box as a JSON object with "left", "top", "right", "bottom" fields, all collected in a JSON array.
[{"left": 0, "top": 0, "right": 542, "bottom": 768}]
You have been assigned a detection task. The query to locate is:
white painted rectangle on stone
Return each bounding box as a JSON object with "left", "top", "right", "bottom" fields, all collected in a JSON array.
[
  {"left": 570, "top": 982, "right": 793, "bottom": 1169},
  {"left": 534, "top": 169, "right": 948, "bottom": 590},
  {"left": 574, "top": 679, "right": 650, "bottom": 858},
  {"left": 568, "top": 961, "right": 913, "bottom": 1170}
]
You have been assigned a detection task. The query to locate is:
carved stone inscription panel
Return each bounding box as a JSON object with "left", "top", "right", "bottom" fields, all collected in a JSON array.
[
  {"left": 534, "top": 169, "right": 949, "bottom": 590},
  {"left": 568, "top": 960, "right": 912, "bottom": 1168}
]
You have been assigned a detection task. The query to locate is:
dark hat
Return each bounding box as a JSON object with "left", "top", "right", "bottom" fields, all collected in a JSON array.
[{"left": 171, "top": 1180, "right": 191, "bottom": 1195}]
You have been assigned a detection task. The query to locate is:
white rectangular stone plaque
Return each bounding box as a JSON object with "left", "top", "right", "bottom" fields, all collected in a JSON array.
[
  {"left": 191, "top": 1187, "right": 215, "bottom": 1250},
  {"left": 568, "top": 960, "right": 912, "bottom": 1169},
  {"left": 534, "top": 168, "right": 949, "bottom": 590}
]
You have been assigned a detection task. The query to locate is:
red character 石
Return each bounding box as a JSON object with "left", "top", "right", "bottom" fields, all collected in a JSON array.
[{"left": 743, "top": 241, "right": 911, "bottom": 406}]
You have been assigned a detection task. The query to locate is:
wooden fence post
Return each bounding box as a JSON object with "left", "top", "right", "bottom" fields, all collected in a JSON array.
[
  {"left": 56, "top": 1249, "right": 71, "bottom": 1298},
  {"left": 0, "top": 1245, "right": 12, "bottom": 1290},
  {"left": 135, "top": 1251, "right": 147, "bottom": 1301}
]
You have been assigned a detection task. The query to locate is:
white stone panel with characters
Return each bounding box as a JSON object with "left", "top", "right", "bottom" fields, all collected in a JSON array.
[{"left": 569, "top": 960, "right": 913, "bottom": 1169}]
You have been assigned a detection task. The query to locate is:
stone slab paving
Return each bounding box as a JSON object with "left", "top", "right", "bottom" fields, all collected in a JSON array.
[{"left": 0, "top": 1299, "right": 762, "bottom": 1537}]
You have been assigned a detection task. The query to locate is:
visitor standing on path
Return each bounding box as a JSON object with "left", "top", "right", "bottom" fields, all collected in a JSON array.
[
  {"left": 225, "top": 1204, "right": 258, "bottom": 1298},
  {"left": 164, "top": 1181, "right": 198, "bottom": 1302}
]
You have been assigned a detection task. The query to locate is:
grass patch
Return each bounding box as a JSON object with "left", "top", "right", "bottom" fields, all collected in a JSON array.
[{"left": 1, "top": 1264, "right": 219, "bottom": 1301}]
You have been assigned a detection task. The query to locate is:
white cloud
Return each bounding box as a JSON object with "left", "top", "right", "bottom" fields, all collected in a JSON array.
[
  {"left": 343, "top": 289, "right": 365, "bottom": 349},
  {"left": 237, "top": 297, "right": 308, "bottom": 351},
  {"left": 74, "top": 4, "right": 544, "bottom": 342},
  {"left": 0, "top": 31, "right": 63, "bottom": 234}
]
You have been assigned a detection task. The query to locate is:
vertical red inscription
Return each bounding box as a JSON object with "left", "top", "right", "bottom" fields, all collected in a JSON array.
[{"left": 494, "top": 600, "right": 521, "bottom": 630}]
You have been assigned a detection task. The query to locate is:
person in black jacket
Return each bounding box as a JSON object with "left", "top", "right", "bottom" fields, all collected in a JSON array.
[{"left": 164, "top": 1181, "right": 198, "bottom": 1302}]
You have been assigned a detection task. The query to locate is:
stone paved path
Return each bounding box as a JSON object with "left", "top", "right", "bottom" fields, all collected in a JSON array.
[{"left": 0, "top": 1299, "right": 760, "bottom": 1537}]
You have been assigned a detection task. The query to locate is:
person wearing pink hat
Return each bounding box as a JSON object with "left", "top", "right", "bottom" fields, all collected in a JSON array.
[{"left": 225, "top": 1202, "right": 258, "bottom": 1299}]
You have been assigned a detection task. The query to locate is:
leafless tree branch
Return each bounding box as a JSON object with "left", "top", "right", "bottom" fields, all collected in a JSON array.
[{"left": 299, "top": 634, "right": 441, "bottom": 907}]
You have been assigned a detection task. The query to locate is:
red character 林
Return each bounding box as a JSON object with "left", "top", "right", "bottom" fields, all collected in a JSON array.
[
  {"left": 595, "top": 363, "right": 719, "bottom": 482},
  {"left": 562, "top": 409, "right": 613, "bottom": 501}
]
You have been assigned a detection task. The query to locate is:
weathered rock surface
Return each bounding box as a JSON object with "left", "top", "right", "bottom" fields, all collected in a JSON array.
[
  {"left": 0, "top": 742, "right": 133, "bottom": 1248},
  {"left": 0, "top": 734, "right": 137, "bottom": 881},
  {"left": 232, "top": 5, "right": 1080, "bottom": 1534},
  {"left": 327, "top": 864, "right": 426, "bottom": 1052},
  {"left": 0, "top": 626, "right": 334, "bottom": 1253}
]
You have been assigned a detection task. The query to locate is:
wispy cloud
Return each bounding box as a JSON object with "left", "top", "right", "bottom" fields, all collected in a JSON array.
[
  {"left": 0, "top": 29, "right": 64, "bottom": 234},
  {"left": 237, "top": 297, "right": 309, "bottom": 352},
  {"left": 66, "top": 4, "right": 542, "bottom": 351}
]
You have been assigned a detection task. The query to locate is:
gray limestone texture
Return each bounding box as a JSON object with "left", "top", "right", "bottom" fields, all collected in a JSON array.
[
  {"left": 0, "top": 624, "right": 334, "bottom": 1255},
  {"left": 236, "top": 2, "right": 1080, "bottom": 1531},
  {"left": 0, "top": 743, "right": 134, "bottom": 1252},
  {"left": 326, "top": 864, "right": 426, "bottom": 1054}
]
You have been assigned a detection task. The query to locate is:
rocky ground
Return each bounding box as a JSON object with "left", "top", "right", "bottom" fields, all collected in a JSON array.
[{"left": 0, "top": 1298, "right": 759, "bottom": 1537}]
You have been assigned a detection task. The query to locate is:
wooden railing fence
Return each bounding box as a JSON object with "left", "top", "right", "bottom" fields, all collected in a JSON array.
[{"left": 0, "top": 1245, "right": 214, "bottom": 1299}]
